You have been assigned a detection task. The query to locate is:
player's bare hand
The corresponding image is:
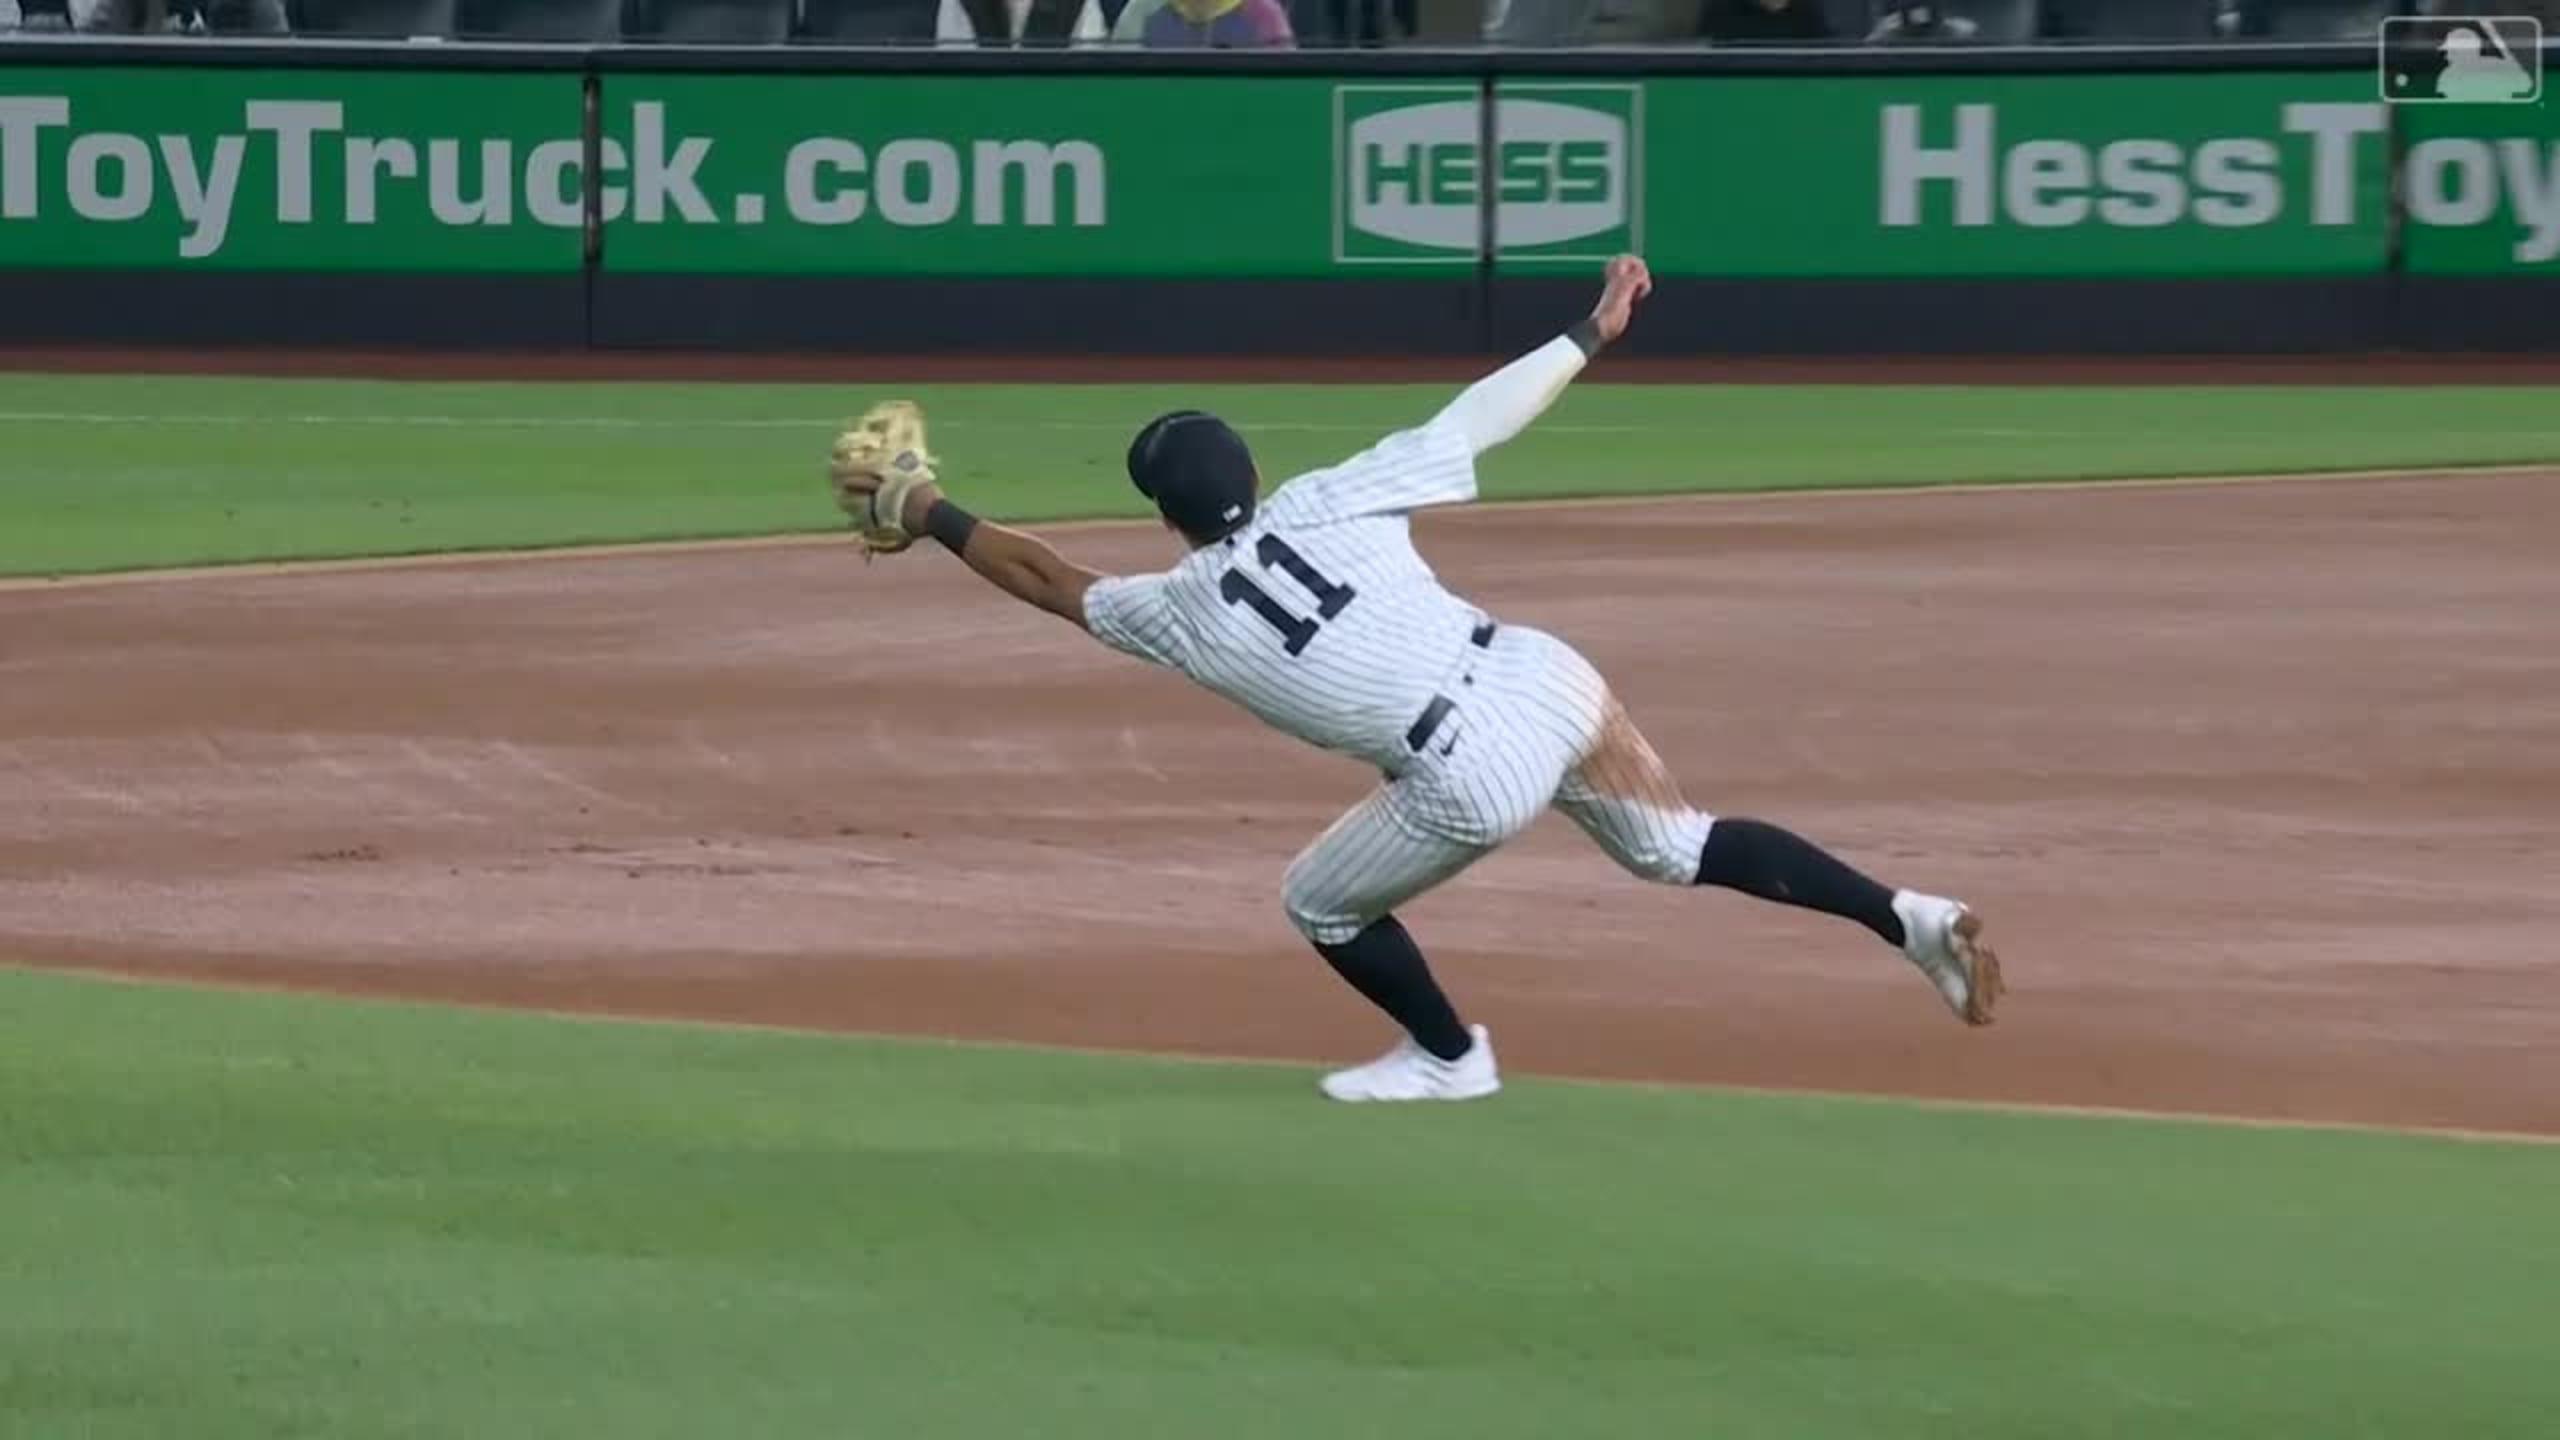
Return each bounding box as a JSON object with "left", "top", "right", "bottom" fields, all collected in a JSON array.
[{"left": 1589, "top": 254, "right": 1652, "bottom": 345}]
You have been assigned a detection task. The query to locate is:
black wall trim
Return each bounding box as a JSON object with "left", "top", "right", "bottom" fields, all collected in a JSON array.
[
  {"left": 2388, "top": 278, "right": 2560, "bottom": 354},
  {"left": 8, "top": 270, "right": 2542, "bottom": 356},
  {"left": 0, "top": 35, "right": 2373, "bottom": 78},
  {"left": 1490, "top": 277, "right": 2400, "bottom": 356},
  {"left": 588, "top": 275, "right": 1486, "bottom": 354},
  {"left": 0, "top": 271, "right": 588, "bottom": 348},
  {"left": 0, "top": 34, "right": 592, "bottom": 71}
]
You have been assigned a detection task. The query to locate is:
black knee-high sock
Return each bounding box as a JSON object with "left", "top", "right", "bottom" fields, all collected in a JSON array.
[
  {"left": 1314, "top": 916, "right": 1473, "bottom": 1062},
  {"left": 1694, "top": 818, "right": 1906, "bottom": 948}
]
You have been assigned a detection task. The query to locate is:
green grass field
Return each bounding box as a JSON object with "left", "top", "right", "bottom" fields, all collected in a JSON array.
[
  {"left": 8, "top": 371, "right": 2559, "bottom": 1435},
  {"left": 5, "top": 375, "right": 2560, "bottom": 575},
  {"left": 5, "top": 969, "right": 2555, "bottom": 1440}
]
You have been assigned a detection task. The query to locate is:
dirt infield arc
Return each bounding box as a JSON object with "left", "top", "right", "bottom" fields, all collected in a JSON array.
[{"left": 5, "top": 473, "right": 2556, "bottom": 1135}]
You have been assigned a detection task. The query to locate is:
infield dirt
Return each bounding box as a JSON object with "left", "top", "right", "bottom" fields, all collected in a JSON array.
[{"left": 5, "top": 470, "right": 2554, "bottom": 1134}]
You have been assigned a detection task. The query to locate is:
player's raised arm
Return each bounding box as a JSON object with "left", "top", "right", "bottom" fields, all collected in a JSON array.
[
  {"left": 1431, "top": 253, "right": 1651, "bottom": 457},
  {"left": 1261, "top": 255, "right": 1655, "bottom": 528}
]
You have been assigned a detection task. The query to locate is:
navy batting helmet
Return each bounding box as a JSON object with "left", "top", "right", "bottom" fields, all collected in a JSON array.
[{"left": 1126, "top": 411, "right": 1258, "bottom": 543}]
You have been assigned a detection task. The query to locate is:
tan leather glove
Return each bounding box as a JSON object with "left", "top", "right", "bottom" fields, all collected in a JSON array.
[{"left": 827, "top": 400, "right": 938, "bottom": 558}]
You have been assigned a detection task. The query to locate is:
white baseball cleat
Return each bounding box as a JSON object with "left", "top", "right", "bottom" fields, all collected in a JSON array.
[
  {"left": 1319, "top": 1024, "right": 1502, "bottom": 1103},
  {"left": 1893, "top": 892, "right": 2004, "bottom": 1026}
]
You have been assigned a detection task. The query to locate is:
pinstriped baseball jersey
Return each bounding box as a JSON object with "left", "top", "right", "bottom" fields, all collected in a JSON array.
[
  {"left": 1083, "top": 417, "right": 1497, "bottom": 773},
  {"left": 1083, "top": 389, "right": 1716, "bottom": 947}
]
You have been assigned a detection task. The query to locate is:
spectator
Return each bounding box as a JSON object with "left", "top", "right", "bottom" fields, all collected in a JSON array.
[
  {"left": 180, "top": 0, "right": 289, "bottom": 29},
  {"left": 1328, "top": 0, "right": 1412, "bottom": 44},
  {"left": 1482, "top": 0, "right": 1583, "bottom": 45},
  {"left": 1577, "top": 0, "right": 1691, "bottom": 40},
  {"left": 72, "top": 0, "right": 163, "bottom": 24},
  {"left": 1699, "top": 0, "right": 1830, "bottom": 40},
  {"left": 2, "top": 1, "right": 19, "bottom": 27},
  {"left": 798, "top": 0, "right": 942, "bottom": 41},
  {"left": 937, "top": 0, "right": 1109, "bottom": 45},
  {"left": 1868, "top": 1, "right": 1979, "bottom": 40},
  {"left": 1112, "top": 0, "right": 1294, "bottom": 44},
  {"left": 70, "top": 0, "right": 286, "bottom": 27},
  {"left": 9, "top": 0, "right": 81, "bottom": 27}
]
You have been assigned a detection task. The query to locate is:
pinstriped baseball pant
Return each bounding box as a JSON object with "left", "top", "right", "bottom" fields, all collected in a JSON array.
[{"left": 1281, "top": 625, "right": 1715, "bottom": 946}]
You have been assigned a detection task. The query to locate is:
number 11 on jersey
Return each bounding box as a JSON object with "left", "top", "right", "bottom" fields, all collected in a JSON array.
[{"left": 1220, "top": 535, "right": 1357, "bottom": 656}]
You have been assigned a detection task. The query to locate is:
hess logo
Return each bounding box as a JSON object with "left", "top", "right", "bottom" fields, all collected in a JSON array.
[{"left": 1345, "top": 98, "right": 1630, "bottom": 252}]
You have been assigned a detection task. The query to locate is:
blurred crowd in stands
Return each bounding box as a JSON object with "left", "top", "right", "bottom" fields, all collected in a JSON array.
[{"left": 1, "top": 0, "right": 2550, "bottom": 48}]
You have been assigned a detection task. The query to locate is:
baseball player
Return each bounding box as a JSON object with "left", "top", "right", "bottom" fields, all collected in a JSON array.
[{"left": 830, "top": 254, "right": 2001, "bottom": 1103}]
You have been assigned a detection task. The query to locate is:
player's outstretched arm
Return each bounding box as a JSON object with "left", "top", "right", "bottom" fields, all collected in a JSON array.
[
  {"left": 894, "top": 480, "right": 1105, "bottom": 630},
  {"left": 1432, "top": 253, "right": 1651, "bottom": 457}
]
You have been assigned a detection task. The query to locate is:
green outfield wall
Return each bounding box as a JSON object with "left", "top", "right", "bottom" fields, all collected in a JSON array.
[{"left": 2, "top": 40, "right": 2553, "bottom": 353}]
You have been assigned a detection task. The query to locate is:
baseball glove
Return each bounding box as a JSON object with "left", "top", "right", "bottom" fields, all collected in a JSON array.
[{"left": 827, "top": 400, "right": 939, "bottom": 558}]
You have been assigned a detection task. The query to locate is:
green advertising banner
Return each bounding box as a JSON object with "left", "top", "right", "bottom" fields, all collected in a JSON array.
[
  {"left": 1614, "top": 72, "right": 2394, "bottom": 277},
  {"left": 595, "top": 75, "right": 1341, "bottom": 276},
  {"left": 0, "top": 68, "right": 583, "bottom": 270},
  {"left": 2397, "top": 97, "right": 2560, "bottom": 274},
  {"left": 2, "top": 62, "right": 2553, "bottom": 281}
]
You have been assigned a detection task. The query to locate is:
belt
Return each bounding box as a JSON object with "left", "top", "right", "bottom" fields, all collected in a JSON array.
[{"left": 1403, "top": 621, "right": 1497, "bottom": 755}]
